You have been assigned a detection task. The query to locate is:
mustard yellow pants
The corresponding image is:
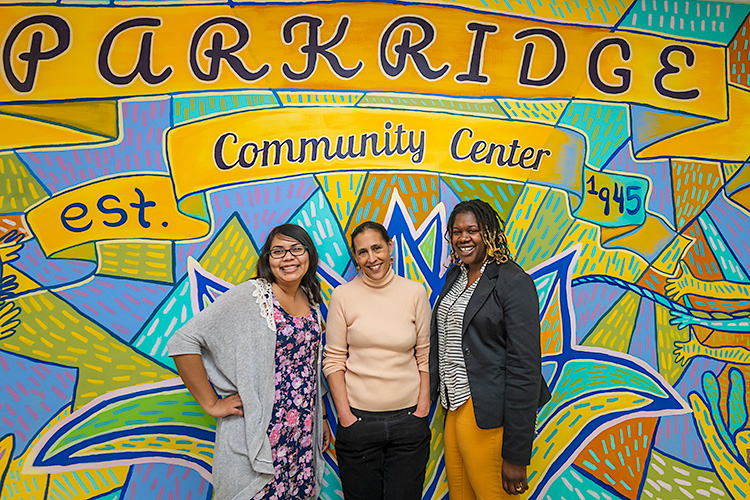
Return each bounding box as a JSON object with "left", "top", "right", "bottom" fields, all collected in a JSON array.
[{"left": 443, "top": 399, "right": 515, "bottom": 500}]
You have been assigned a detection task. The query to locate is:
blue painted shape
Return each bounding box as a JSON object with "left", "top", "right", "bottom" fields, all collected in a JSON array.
[
  {"left": 173, "top": 92, "right": 278, "bottom": 125},
  {"left": 570, "top": 282, "right": 627, "bottom": 342},
  {"left": 174, "top": 177, "right": 318, "bottom": 277},
  {"left": 118, "top": 459, "right": 213, "bottom": 500},
  {"left": 653, "top": 356, "right": 724, "bottom": 467},
  {"left": 544, "top": 465, "right": 627, "bottom": 499},
  {"left": 131, "top": 278, "right": 191, "bottom": 369},
  {"left": 19, "top": 99, "right": 171, "bottom": 195},
  {"left": 384, "top": 195, "right": 448, "bottom": 304},
  {"left": 55, "top": 276, "right": 171, "bottom": 343},
  {"left": 190, "top": 262, "right": 231, "bottom": 314},
  {"left": 603, "top": 141, "right": 674, "bottom": 228},
  {"left": 542, "top": 361, "right": 558, "bottom": 387},
  {"left": 698, "top": 212, "right": 750, "bottom": 283},
  {"left": 619, "top": 0, "right": 750, "bottom": 45},
  {"left": 0, "top": 352, "right": 76, "bottom": 458},
  {"left": 705, "top": 192, "right": 750, "bottom": 280},
  {"left": 628, "top": 299, "right": 658, "bottom": 372},
  {"left": 558, "top": 102, "right": 628, "bottom": 168},
  {"left": 292, "top": 190, "right": 350, "bottom": 275},
  {"left": 9, "top": 238, "right": 96, "bottom": 290}
]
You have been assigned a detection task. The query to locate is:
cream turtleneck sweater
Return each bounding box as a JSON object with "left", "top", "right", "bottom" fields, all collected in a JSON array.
[{"left": 322, "top": 267, "right": 431, "bottom": 411}]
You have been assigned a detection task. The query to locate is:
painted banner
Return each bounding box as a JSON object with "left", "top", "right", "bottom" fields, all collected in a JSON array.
[{"left": 1, "top": 1, "right": 750, "bottom": 500}]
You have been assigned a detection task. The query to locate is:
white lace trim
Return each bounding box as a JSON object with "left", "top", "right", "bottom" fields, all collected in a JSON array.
[{"left": 251, "top": 279, "right": 276, "bottom": 332}]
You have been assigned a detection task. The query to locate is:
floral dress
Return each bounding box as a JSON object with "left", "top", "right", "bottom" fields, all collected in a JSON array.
[{"left": 254, "top": 296, "right": 321, "bottom": 500}]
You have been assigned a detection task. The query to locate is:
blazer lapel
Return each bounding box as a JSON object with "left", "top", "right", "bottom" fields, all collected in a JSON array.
[{"left": 462, "top": 262, "right": 499, "bottom": 335}]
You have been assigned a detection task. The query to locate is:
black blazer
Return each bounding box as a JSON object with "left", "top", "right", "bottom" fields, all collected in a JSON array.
[{"left": 429, "top": 259, "right": 551, "bottom": 466}]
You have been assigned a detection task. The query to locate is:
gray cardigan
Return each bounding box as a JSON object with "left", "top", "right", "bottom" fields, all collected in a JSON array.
[{"left": 167, "top": 278, "right": 325, "bottom": 500}]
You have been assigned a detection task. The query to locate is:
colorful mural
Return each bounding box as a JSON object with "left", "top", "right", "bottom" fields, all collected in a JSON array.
[{"left": 1, "top": 0, "right": 749, "bottom": 499}]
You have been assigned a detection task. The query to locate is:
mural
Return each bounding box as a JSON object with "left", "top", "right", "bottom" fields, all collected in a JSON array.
[{"left": 1, "top": 0, "right": 749, "bottom": 499}]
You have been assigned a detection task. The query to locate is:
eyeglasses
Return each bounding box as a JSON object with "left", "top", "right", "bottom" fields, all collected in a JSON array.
[{"left": 268, "top": 245, "right": 308, "bottom": 259}]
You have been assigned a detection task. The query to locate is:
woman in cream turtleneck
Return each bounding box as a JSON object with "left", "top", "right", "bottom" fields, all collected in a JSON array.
[{"left": 323, "top": 221, "right": 432, "bottom": 500}]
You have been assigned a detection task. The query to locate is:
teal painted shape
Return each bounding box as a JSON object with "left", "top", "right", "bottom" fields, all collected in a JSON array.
[
  {"left": 534, "top": 271, "right": 558, "bottom": 314},
  {"left": 173, "top": 92, "right": 278, "bottom": 125},
  {"left": 319, "top": 461, "right": 344, "bottom": 500},
  {"left": 620, "top": 0, "right": 750, "bottom": 45},
  {"left": 91, "top": 491, "right": 121, "bottom": 500},
  {"left": 132, "top": 278, "right": 191, "bottom": 369},
  {"left": 543, "top": 465, "right": 627, "bottom": 500},
  {"left": 728, "top": 368, "right": 748, "bottom": 435},
  {"left": 292, "top": 190, "right": 350, "bottom": 275},
  {"left": 703, "top": 372, "right": 739, "bottom": 455},
  {"left": 558, "top": 102, "right": 629, "bottom": 168},
  {"left": 537, "top": 359, "right": 670, "bottom": 426},
  {"left": 698, "top": 213, "right": 750, "bottom": 282}
]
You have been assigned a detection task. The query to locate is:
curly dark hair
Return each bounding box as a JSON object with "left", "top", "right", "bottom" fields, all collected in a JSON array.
[
  {"left": 255, "top": 224, "right": 322, "bottom": 305},
  {"left": 446, "top": 199, "right": 513, "bottom": 265}
]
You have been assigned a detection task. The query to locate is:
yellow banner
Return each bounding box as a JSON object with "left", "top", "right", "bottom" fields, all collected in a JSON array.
[
  {"left": 26, "top": 175, "right": 209, "bottom": 256},
  {"left": 167, "top": 107, "right": 585, "bottom": 203},
  {"left": 0, "top": 3, "right": 726, "bottom": 118}
]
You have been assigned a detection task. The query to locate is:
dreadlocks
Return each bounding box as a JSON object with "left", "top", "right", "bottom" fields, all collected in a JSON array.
[{"left": 446, "top": 199, "right": 513, "bottom": 265}]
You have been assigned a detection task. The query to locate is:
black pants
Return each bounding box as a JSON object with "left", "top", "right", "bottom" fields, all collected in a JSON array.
[{"left": 335, "top": 405, "right": 431, "bottom": 500}]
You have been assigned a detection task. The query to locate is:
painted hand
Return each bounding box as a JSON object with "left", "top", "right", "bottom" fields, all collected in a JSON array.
[
  {"left": 0, "top": 300, "right": 21, "bottom": 340},
  {"left": 0, "top": 230, "right": 23, "bottom": 265},
  {"left": 665, "top": 262, "right": 699, "bottom": 302}
]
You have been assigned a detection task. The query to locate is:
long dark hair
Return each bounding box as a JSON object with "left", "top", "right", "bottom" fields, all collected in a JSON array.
[
  {"left": 446, "top": 199, "right": 513, "bottom": 264},
  {"left": 256, "top": 224, "right": 322, "bottom": 304},
  {"left": 350, "top": 220, "right": 392, "bottom": 253}
]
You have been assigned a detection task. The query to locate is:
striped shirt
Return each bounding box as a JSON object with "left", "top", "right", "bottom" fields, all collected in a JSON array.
[{"left": 436, "top": 261, "right": 487, "bottom": 411}]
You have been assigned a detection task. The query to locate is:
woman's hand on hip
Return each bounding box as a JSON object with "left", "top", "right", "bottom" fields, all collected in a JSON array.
[
  {"left": 501, "top": 460, "right": 528, "bottom": 495},
  {"left": 206, "top": 393, "right": 244, "bottom": 418}
]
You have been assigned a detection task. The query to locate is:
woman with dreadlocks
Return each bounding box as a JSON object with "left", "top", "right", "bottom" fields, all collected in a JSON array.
[{"left": 429, "top": 199, "right": 551, "bottom": 498}]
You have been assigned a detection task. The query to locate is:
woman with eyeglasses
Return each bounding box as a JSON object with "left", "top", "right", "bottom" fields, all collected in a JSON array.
[
  {"left": 168, "top": 224, "right": 330, "bottom": 500},
  {"left": 430, "top": 199, "right": 550, "bottom": 498},
  {"left": 323, "top": 221, "right": 432, "bottom": 500}
]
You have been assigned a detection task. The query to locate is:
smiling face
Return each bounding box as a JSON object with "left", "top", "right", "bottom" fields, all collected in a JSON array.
[
  {"left": 450, "top": 211, "right": 487, "bottom": 271},
  {"left": 268, "top": 234, "right": 310, "bottom": 287},
  {"left": 353, "top": 228, "right": 393, "bottom": 281}
]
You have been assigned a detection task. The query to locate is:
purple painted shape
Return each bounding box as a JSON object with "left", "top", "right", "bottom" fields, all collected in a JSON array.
[
  {"left": 120, "top": 463, "right": 212, "bottom": 500},
  {"left": 439, "top": 176, "right": 461, "bottom": 217},
  {"left": 570, "top": 282, "right": 627, "bottom": 343},
  {"left": 628, "top": 299, "right": 658, "bottom": 371},
  {"left": 653, "top": 357, "right": 724, "bottom": 467},
  {"left": 10, "top": 238, "right": 96, "bottom": 288},
  {"left": 705, "top": 193, "right": 750, "bottom": 278},
  {"left": 173, "top": 177, "right": 318, "bottom": 277},
  {"left": 20, "top": 99, "right": 170, "bottom": 195},
  {"left": 603, "top": 142, "right": 674, "bottom": 227},
  {"left": 0, "top": 352, "right": 76, "bottom": 458},
  {"left": 54, "top": 276, "right": 171, "bottom": 343}
]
